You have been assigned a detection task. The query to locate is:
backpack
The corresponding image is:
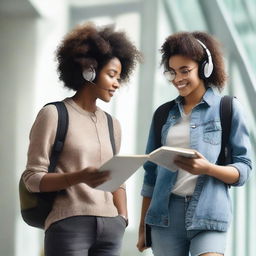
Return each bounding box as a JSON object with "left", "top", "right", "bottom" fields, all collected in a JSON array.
[
  {"left": 152, "top": 95, "right": 233, "bottom": 165},
  {"left": 19, "top": 101, "right": 116, "bottom": 229}
]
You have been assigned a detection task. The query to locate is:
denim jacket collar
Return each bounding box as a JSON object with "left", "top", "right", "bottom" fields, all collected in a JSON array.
[{"left": 174, "top": 87, "right": 215, "bottom": 107}]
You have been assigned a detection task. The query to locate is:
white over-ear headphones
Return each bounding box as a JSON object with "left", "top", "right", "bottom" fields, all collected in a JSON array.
[
  {"left": 196, "top": 39, "right": 213, "bottom": 79},
  {"left": 82, "top": 66, "right": 96, "bottom": 83}
]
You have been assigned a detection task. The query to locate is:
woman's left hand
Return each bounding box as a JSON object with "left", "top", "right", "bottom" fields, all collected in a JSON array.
[{"left": 174, "top": 151, "right": 212, "bottom": 175}]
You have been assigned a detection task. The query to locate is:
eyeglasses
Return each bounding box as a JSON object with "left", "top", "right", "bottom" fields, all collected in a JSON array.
[{"left": 163, "top": 66, "right": 196, "bottom": 82}]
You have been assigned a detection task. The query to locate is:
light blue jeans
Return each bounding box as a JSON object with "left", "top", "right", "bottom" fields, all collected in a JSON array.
[{"left": 150, "top": 194, "right": 227, "bottom": 256}]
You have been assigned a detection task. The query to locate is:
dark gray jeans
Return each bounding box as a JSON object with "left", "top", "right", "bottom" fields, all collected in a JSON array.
[{"left": 44, "top": 215, "right": 126, "bottom": 256}]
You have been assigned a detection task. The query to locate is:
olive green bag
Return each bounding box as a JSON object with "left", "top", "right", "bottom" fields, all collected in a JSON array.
[{"left": 19, "top": 102, "right": 68, "bottom": 229}]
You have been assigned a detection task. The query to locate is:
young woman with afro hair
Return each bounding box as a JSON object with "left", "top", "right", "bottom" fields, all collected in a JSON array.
[
  {"left": 137, "top": 31, "right": 252, "bottom": 256},
  {"left": 22, "top": 22, "right": 141, "bottom": 256}
]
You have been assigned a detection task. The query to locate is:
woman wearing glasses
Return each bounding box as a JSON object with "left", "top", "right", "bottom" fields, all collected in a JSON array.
[{"left": 137, "top": 31, "right": 252, "bottom": 256}]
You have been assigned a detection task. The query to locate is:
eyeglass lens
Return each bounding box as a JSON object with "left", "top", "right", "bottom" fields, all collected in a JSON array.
[{"left": 164, "top": 68, "right": 193, "bottom": 82}]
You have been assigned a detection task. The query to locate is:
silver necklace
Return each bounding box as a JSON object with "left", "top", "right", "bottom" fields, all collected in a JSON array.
[{"left": 89, "top": 113, "right": 102, "bottom": 163}]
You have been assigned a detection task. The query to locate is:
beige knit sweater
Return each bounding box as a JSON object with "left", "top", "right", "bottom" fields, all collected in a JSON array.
[{"left": 22, "top": 98, "right": 122, "bottom": 230}]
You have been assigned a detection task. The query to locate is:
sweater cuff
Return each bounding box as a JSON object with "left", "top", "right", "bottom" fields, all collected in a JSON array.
[{"left": 22, "top": 170, "right": 47, "bottom": 192}]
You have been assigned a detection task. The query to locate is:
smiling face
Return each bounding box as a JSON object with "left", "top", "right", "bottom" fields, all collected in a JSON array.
[
  {"left": 94, "top": 57, "right": 122, "bottom": 102},
  {"left": 168, "top": 55, "right": 206, "bottom": 101}
]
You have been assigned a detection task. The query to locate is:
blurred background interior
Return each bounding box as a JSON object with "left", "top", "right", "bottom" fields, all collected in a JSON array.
[{"left": 0, "top": 0, "right": 255, "bottom": 255}]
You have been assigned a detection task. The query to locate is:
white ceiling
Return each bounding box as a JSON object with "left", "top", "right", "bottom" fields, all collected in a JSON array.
[
  {"left": 0, "top": 0, "right": 141, "bottom": 16},
  {"left": 0, "top": 0, "right": 38, "bottom": 16},
  {"left": 69, "top": 0, "right": 140, "bottom": 7}
]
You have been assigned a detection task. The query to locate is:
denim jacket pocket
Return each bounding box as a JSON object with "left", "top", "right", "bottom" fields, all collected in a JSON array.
[{"left": 203, "top": 121, "right": 221, "bottom": 145}]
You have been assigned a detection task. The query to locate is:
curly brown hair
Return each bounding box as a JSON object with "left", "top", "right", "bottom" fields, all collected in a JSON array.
[
  {"left": 160, "top": 31, "right": 227, "bottom": 89},
  {"left": 56, "top": 22, "right": 141, "bottom": 91}
]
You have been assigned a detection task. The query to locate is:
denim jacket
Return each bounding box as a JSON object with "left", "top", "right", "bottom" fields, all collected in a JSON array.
[{"left": 141, "top": 88, "right": 252, "bottom": 231}]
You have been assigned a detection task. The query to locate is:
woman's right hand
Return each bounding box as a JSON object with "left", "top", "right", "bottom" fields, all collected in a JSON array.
[
  {"left": 80, "top": 167, "right": 110, "bottom": 188},
  {"left": 39, "top": 167, "right": 110, "bottom": 192},
  {"left": 137, "top": 226, "right": 148, "bottom": 252},
  {"left": 137, "top": 197, "right": 152, "bottom": 252}
]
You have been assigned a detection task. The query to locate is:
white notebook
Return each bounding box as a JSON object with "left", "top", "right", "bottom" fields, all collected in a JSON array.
[{"left": 96, "top": 146, "right": 197, "bottom": 192}]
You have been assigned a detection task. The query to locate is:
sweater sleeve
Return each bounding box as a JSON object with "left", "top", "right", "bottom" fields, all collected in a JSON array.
[{"left": 22, "top": 105, "right": 58, "bottom": 192}]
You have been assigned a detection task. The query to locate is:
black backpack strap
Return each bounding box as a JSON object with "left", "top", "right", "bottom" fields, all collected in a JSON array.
[
  {"left": 104, "top": 112, "right": 116, "bottom": 155},
  {"left": 153, "top": 100, "right": 176, "bottom": 148},
  {"left": 218, "top": 95, "right": 233, "bottom": 165},
  {"left": 44, "top": 102, "right": 69, "bottom": 173}
]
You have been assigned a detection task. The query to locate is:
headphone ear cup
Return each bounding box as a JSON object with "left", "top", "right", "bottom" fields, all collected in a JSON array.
[
  {"left": 199, "top": 60, "right": 213, "bottom": 79},
  {"left": 199, "top": 60, "right": 207, "bottom": 79},
  {"left": 204, "top": 61, "right": 213, "bottom": 78},
  {"left": 82, "top": 67, "right": 96, "bottom": 82}
]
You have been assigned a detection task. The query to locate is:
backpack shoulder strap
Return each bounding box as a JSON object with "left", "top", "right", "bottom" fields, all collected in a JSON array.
[
  {"left": 104, "top": 112, "right": 116, "bottom": 155},
  {"left": 44, "top": 102, "right": 69, "bottom": 173},
  {"left": 153, "top": 100, "right": 176, "bottom": 148},
  {"left": 218, "top": 95, "right": 233, "bottom": 165}
]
